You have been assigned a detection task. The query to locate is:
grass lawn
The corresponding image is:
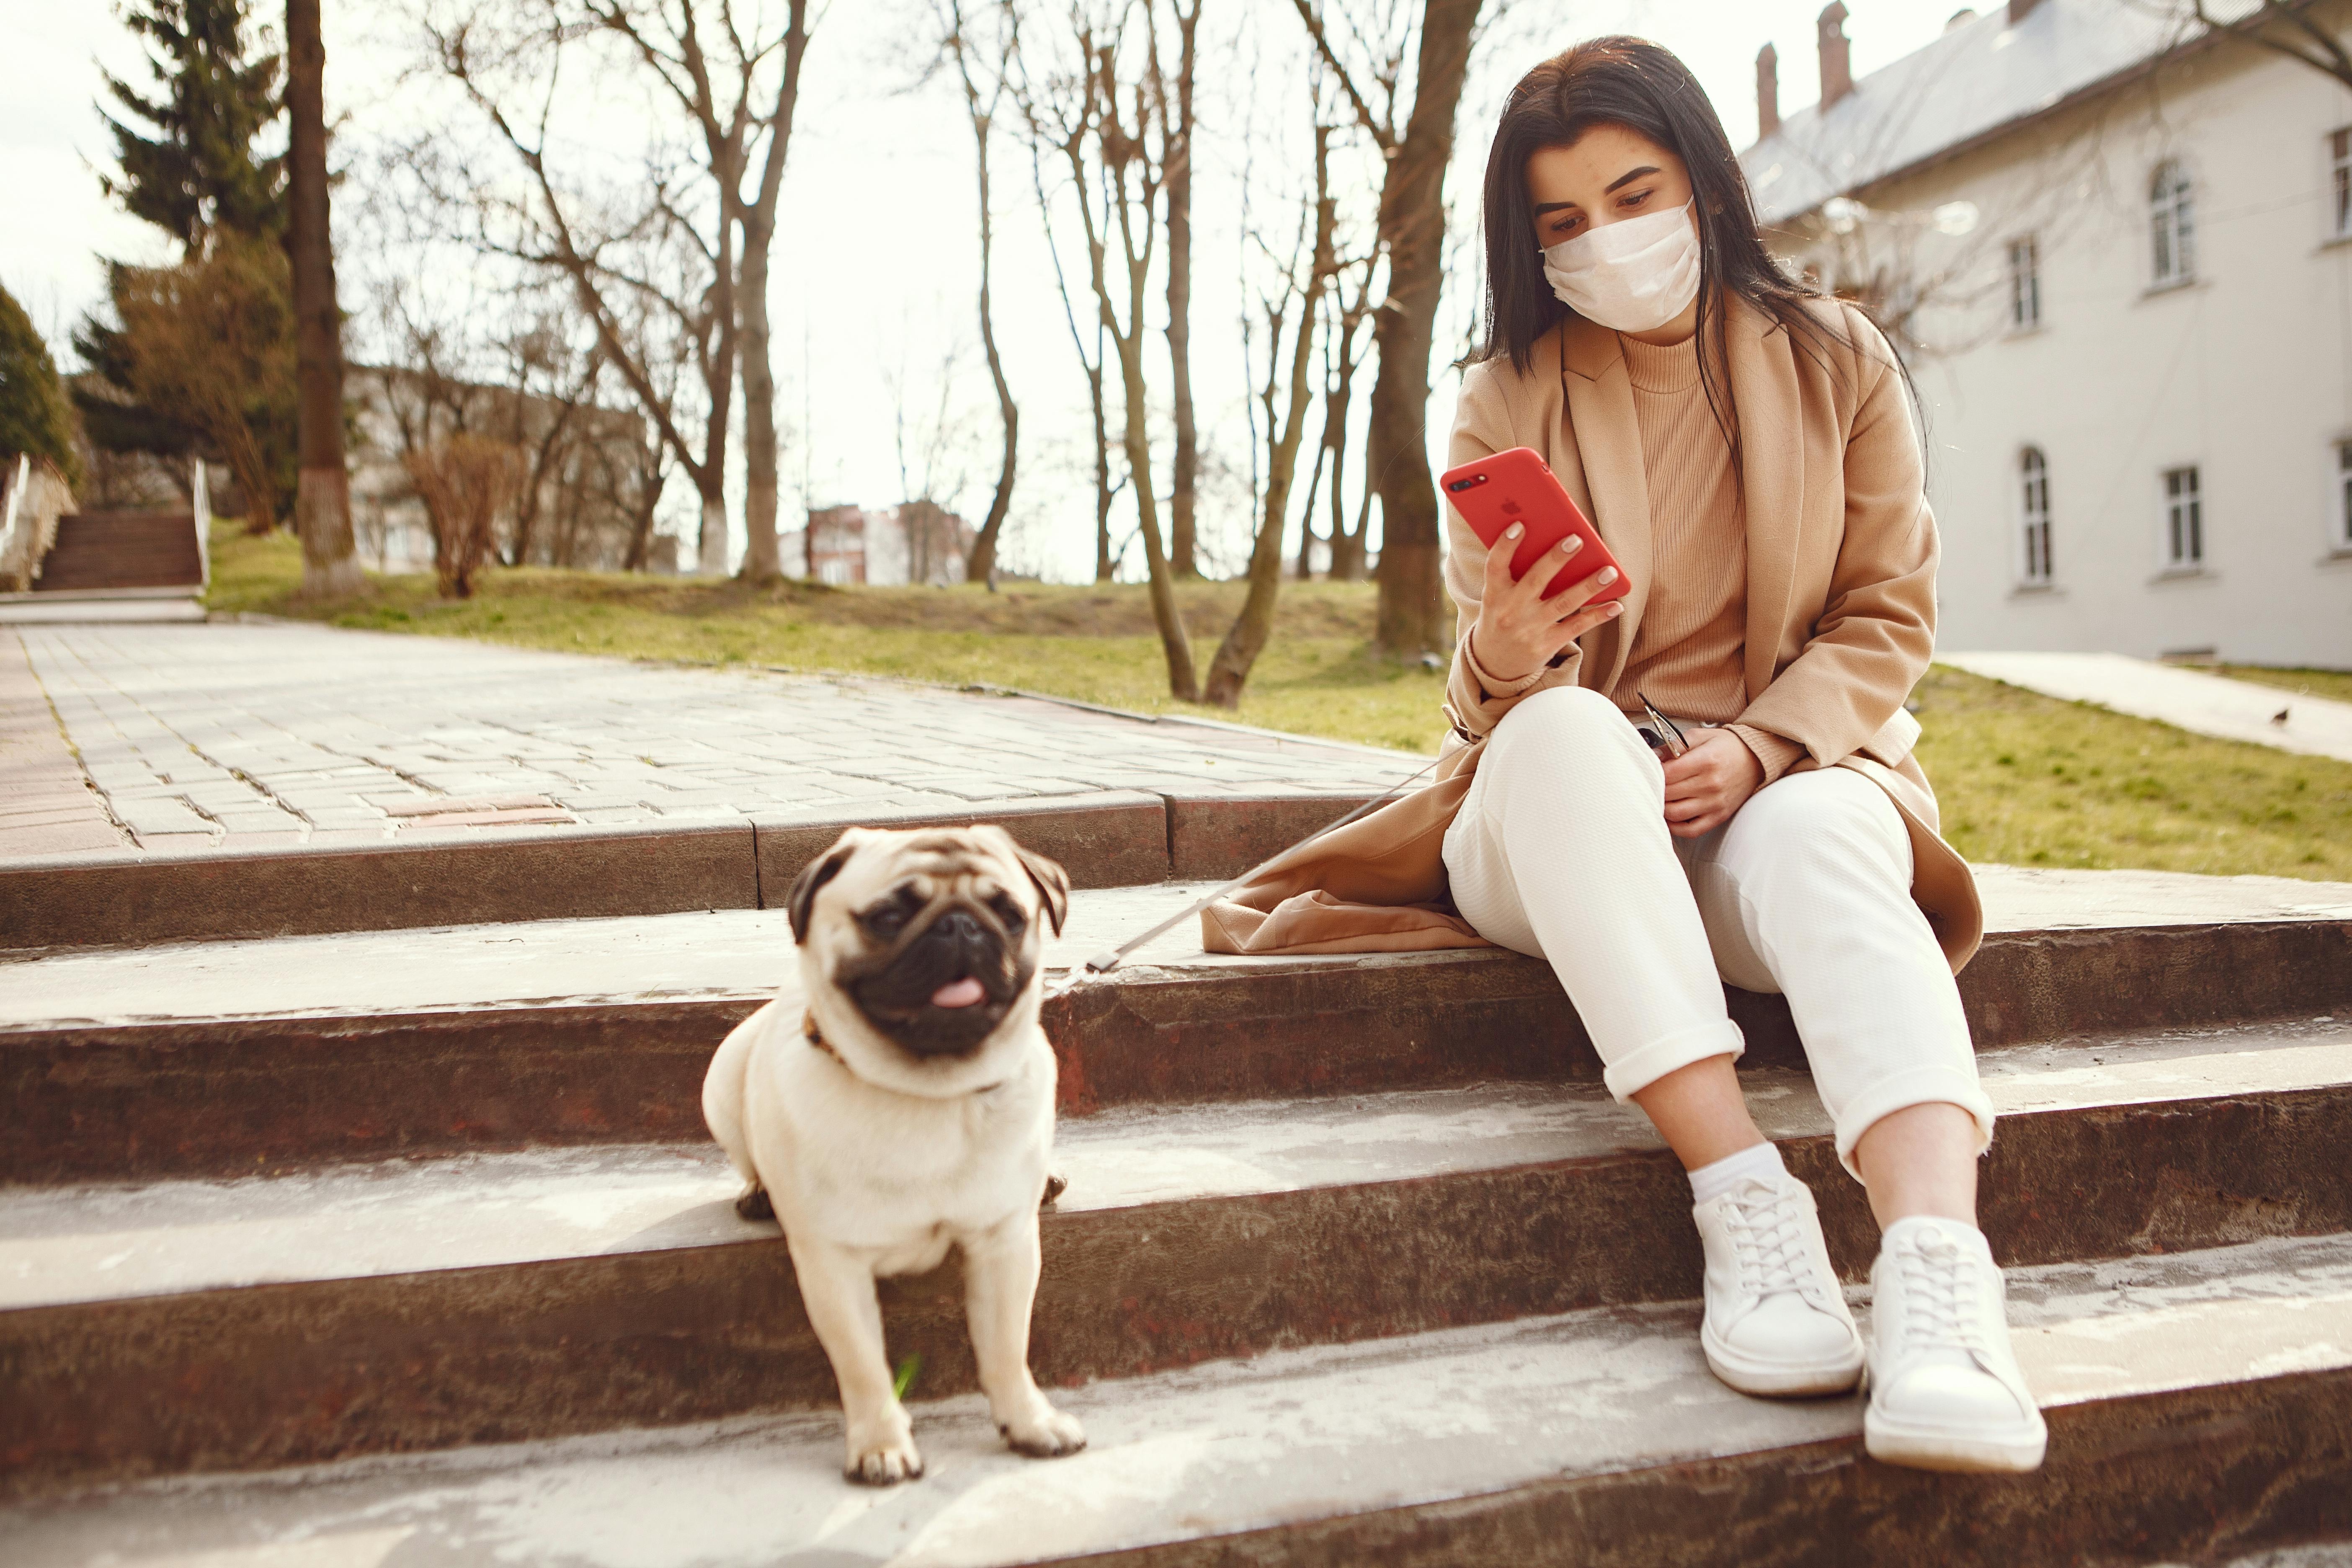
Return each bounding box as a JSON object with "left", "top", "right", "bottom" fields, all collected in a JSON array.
[
  {"left": 211, "top": 525, "right": 2352, "bottom": 882},
  {"left": 2217, "top": 664, "right": 2352, "bottom": 707}
]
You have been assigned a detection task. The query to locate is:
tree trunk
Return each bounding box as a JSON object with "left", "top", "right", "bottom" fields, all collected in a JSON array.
[
  {"left": 1334, "top": 476, "right": 1372, "bottom": 580},
  {"left": 698, "top": 203, "right": 739, "bottom": 575},
  {"left": 736, "top": 234, "right": 783, "bottom": 581},
  {"left": 1091, "top": 351, "right": 1114, "bottom": 582},
  {"left": 1206, "top": 126, "right": 1332, "bottom": 708},
  {"left": 963, "top": 96, "right": 1016, "bottom": 582},
  {"left": 1114, "top": 326, "right": 1195, "bottom": 700},
  {"left": 1294, "top": 429, "right": 1328, "bottom": 579},
  {"left": 1367, "top": 0, "right": 1481, "bottom": 652},
  {"left": 697, "top": 489, "right": 727, "bottom": 575},
  {"left": 286, "top": 0, "right": 361, "bottom": 599},
  {"left": 731, "top": 3, "right": 810, "bottom": 586},
  {"left": 1162, "top": 1, "right": 1202, "bottom": 578}
]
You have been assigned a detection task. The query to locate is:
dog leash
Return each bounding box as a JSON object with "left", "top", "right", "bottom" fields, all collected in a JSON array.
[{"left": 1049, "top": 754, "right": 1444, "bottom": 992}]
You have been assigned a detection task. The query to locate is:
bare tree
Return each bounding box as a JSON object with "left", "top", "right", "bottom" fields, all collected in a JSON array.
[
  {"left": 939, "top": 0, "right": 1020, "bottom": 584},
  {"left": 423, "top": 8, "right": 740, "bottom": 575},
  {"left": 491, "top": 317, "right": 603, "bottom": 566},
  {"left": 888, "top": 332, "right": 981, "bottom": 583},
  {"left": 583, "top": 0, "right": 813, "bottom": 581},
  {"left": 1291, "top": 0, "right": 1484, "bottom": 654},
  {"left": 1204, "top": 113, "right": 1335, "bottom": 707},
  {"left": 1157, "top": 0, "right": 1204, "bottom": 578},
  {"left": 287, "top": 0, "right": 363, "bottom": 597},
  {"left": 2161, "top": 0, "right": 2352, "bottom": 86},
  {"left": 405, "top": 433, "right": 521, "bottom": 598},
  {"left": 1026, "top": 120, "right": 1119, "bottom": 582},
  {"left": 113, "top": 242, "right": 294, "bottom": 536},
  {"left": 1294, "top": 216, "right": 1378, "bottom": 579},
  {"left": 1018, "top": 3, "right": 1198, "bottom": 699}
]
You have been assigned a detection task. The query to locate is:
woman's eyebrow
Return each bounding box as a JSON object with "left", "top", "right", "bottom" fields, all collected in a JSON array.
[
  {"left": 1533, "top": 200, "right": 1579, "bottom": 215},
  {"left": 1604, "top": 165, "right": 1661, "bottom": 194}
]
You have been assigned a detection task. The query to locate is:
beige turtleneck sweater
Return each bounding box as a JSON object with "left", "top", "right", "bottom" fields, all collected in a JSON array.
[{"left": 1613, "top": 332, "right": 1805, "bottom": 782}]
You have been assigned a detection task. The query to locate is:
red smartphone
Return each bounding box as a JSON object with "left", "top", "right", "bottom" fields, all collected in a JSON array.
[{"left": 1441, "top": 446, "right": 1630, "bottom": 603}]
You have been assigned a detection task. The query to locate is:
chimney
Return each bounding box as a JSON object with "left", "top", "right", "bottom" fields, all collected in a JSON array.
[
  {"left": 1756, "top": 44, "right": 1781, "bottom": 139},
  {"left": 1818, "top": 2, "right": 1853, "bottom": 110},
  {"left": 2007, "top": 0, "right": 2043, "bottom": 22}
]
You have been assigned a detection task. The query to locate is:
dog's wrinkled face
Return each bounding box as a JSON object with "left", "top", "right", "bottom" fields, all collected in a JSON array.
[{"left": 788, "top": 825, "right": 1071, "bottom": 1061}]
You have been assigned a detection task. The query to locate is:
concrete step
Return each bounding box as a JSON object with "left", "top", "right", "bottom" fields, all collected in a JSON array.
[
  {"left": 5, "top": 875, "right": 2347, "bottom": 1183},
  {"left": 0, "top": 595, "right": 205, "bottom": 625},
  {"left": 0, "top": 792, "right": 1385, "bottom": 949},
  {"left": 5, "top": 1021, "right": 2349, "bottom": 1497},
  {"left": 8, "top": 1231, "right": 2350, "bottom": 1566},
  {"left": 31, "top": 511, "right": 202, "bottom": 593}
]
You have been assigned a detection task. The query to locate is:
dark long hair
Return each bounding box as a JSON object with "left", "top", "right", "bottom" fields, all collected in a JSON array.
[{"left": 1475, "top": 36, "right": 1906, "bottom": 475}]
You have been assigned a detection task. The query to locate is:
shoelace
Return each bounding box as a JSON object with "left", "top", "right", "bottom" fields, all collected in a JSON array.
[
  {"left": 1725, "top": 1181, "right": 1811, "bottom": 1300},
  {"left": 1893, "top": 1228, "right": 1991, "bottom": 1358}
]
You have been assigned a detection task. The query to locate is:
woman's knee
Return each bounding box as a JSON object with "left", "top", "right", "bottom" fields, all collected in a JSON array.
[
  {"left": 1717, "top": 770, "right": 1909, "bottom": 894},
  {"left": 1489, "top": 685, "right": 1647, "bottom": 771}
]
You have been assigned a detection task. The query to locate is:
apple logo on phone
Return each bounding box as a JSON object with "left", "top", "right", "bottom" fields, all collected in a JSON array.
[{"left": 1501, "top": 498, "right": 1522, "bottom": 516}]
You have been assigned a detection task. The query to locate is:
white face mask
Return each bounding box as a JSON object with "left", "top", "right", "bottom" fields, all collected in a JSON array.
[{"left": 1539, "top": 199, "right": 1702, "bottom": 334}]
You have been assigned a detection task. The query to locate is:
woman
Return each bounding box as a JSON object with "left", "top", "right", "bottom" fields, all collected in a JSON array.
[{"left": 1206, "top": 38, "right": 2042, "bottom": 1474}]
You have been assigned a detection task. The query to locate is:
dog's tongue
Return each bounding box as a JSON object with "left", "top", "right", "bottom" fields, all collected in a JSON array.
[{"left": 930, "top": 975, "right": 987, "bottom": 1009}]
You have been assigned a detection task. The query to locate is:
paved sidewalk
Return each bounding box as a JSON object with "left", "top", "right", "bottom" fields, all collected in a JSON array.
[
  {"left": 0, "top": 634, "right": 121, "bottom": 857},
  {"left": 2, "top": 623, "right": 1420, "bottom": 859},
  {"left": 1940, "top": 651, "right": 2352, "bottom": 763}
]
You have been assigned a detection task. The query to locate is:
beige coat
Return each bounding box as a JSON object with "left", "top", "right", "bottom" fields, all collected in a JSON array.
[{"left": 1201, "top": 298, "right": 1983, "bottom": 971}]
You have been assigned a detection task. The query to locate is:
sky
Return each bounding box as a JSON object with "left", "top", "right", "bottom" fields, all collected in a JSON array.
[{"left": 2, "top": 0, "right": 1977, "bottom": 580}]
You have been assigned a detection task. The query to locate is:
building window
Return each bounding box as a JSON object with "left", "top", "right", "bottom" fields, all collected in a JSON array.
[
  {"left": 2019, "top": 447, "right": 2053, "bottom": 585},
  {"left": 2161, "top": 465, "right": 2203, "bottom": 569},
  {"left": 2150, "top": 160, "right": 2195, "bottom": 285},
  {"left": 2338, "top": 441, "right": 2352, "bottom": 549},
  {"left": 2008, "top": 237, "right": 2041, "bottom": 329},
  {"left": 2334, "top": 129, "right": 2352, "bottom": 240}
]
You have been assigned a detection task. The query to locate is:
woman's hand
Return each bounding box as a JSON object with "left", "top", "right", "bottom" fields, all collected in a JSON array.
[
  {"left": 1661, "top": 727, "right": 1764, "bottom": 838},
  {"left": 1469, "top": 525, "right": 1625, "bottom": 684}
]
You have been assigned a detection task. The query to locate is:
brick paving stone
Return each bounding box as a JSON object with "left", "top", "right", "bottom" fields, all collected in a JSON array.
[{"left": 5, "top": 623, "right": 1420, "bottom": 857}]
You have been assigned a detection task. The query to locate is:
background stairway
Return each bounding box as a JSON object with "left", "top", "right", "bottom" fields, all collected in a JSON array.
[
  {"left": 3, "top": 861, "right": 2350, "bottom": 1564},
  {"left": 27, "top": 511, "right": 203, "bottom": 593}
]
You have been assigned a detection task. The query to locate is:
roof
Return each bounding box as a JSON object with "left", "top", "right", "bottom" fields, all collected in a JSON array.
[{"left": 1739, "top": 0, "right": 2204, "bottom": 225}]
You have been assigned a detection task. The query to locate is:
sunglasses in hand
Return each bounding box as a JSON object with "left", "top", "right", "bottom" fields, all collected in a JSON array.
[{"left": 1636, "top": 692, "right": 1689, "bottom": 759}]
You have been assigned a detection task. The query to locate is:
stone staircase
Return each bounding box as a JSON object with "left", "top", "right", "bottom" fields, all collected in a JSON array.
[
  {"left": 3, "top": 822, "right": 2351, "bottom": 1564},
  {"left": 0, "top": 508, "right": 207, "bottom": 625},
  {"left": 28, "top": 510, "right": 204, "bottom": 593}
]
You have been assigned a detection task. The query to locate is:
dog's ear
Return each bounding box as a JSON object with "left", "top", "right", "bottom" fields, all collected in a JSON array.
[
  {"left": 1013, "top": 843, "right": 1071, "bottom": 936},
  {"left": 786, "top": 839, "right": 858, "bottom": 945}
]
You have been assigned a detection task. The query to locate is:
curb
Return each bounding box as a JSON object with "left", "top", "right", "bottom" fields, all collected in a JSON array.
[{"left": 0, "top": 789, "right": 1382, "bottom": 951}]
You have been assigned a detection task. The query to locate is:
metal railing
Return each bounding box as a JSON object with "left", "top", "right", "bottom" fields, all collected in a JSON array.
[{"left": 193, "top": 459, "right": 211, "bottom": 588}]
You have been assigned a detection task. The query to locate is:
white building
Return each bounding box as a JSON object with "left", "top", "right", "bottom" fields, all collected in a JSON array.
[{"left": 1741, "top": 0, "right": 2352, "bottom": 668}]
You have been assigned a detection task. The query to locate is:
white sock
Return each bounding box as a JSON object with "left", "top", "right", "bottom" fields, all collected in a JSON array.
[{"left": 1688, "top": 1140, "right": 1787, "bottom": 1205}]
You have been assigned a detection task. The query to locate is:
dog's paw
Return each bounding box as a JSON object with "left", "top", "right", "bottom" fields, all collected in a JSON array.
[
  {"left": 843, "top": 1433, "right": 925, "bottom": 1486},
  {"left": 1041, "top": 1172, "right": 1068, "bottom": 1210},
  {"left": 735, "top": 1184, "right": 774, "bottom": 1221},
  {"left": 1000, "top": 1403, "right": 1087, "bottom": 1460}
]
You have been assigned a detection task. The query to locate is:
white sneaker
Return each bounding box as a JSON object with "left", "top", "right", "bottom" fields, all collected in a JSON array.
[
  {"left": 1864, "top": 1217, "right": 2048, "bottom": 1473},
  {"left": 1694, "top": 1173, "right": 1866, "bottom": 1396}
]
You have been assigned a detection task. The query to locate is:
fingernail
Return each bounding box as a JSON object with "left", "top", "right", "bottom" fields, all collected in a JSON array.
[
  {"left": 1562, "top": 536, "right": 1583, "bottom": 552},
  {"left": 1606, "top": 602, "right": 1623, "bottom": 615},
  {"left": 1597, "top": 567, "right": 1618, "bottom": 584},
  {"left": 1504, "top": 523, "right": 1523, "bottom": 539}
]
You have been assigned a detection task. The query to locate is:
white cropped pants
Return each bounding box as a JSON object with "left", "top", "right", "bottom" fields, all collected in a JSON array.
[{"left": 1441, "top": 686, "right": 1993, "bottom": 1177}]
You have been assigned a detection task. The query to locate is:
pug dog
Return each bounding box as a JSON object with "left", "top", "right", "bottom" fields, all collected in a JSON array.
[{"left": 702, "top": 824, "right": 1087, "bottom": 1485}]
